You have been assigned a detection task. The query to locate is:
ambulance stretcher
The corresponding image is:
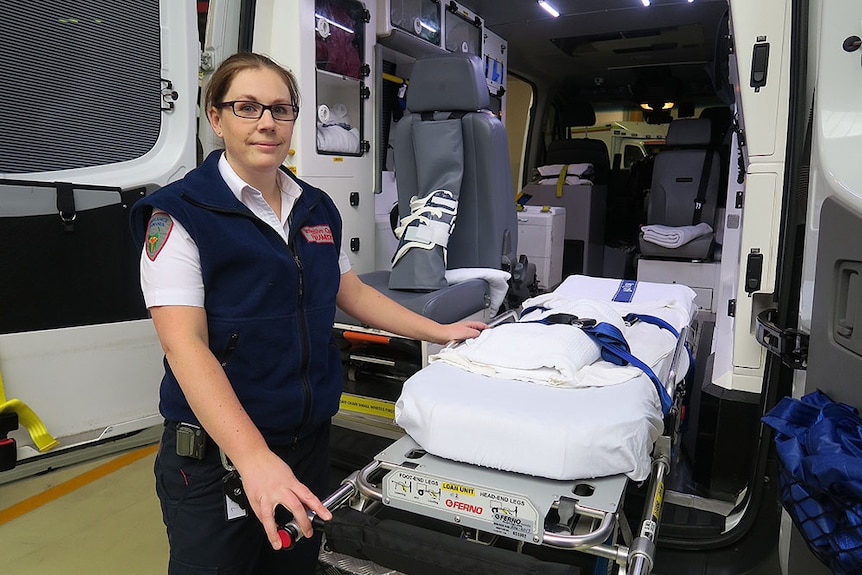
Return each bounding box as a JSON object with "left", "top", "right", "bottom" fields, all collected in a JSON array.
[{"left": 284, "top": 276, "right": 697, "bottom": 575}]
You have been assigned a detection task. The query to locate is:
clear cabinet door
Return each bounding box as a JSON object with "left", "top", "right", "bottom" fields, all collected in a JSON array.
[
  {"left": 390, "top": 0, "right": 441, "bottom": 46},
  {"left": 315, "top": 0, "right": 368, "bottom": 156}
]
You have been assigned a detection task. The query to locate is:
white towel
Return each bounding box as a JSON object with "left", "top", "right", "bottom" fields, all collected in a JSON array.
[
  {"left": 430, "top": 299, "right": 625, "bottom": 386},
  {"left": 444, "top": 268, "right": 511, "bottom": 316},
  {"left": 536, "top": 175, "right": 593, "bottom": 186},
  {"left": 641, "top": 223, "right": 713, "bottom": 248},
  {"left": 316, "top": 124, "right": 360, "bottom": 154},
  {"left": 536, "top": 163, "right": 594, "bottom": 178}
]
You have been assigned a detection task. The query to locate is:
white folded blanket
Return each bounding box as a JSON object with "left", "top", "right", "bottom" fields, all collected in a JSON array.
[
  {"left": 444, "top": 267, "right": 511, "bottom": 316},
  {"left": 429, "top": 299, "right": 626, "bottom": 386},
  {"left": 536, "top": 163, "right": 594, "bottom": 178},
  {"left": 641, "top": 222, "right": 713, "bottom": 248},
  {"left": 316, "top": 124, "right": 360, "bottom": 154}
]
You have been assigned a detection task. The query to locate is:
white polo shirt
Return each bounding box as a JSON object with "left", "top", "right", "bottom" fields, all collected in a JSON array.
[{"left": 140, "top": 154, "right": 351, "bottom": 308}]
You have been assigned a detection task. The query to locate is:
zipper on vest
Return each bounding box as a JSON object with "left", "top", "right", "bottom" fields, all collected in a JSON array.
[
  {"left": 290, "top": 242, "right": 313, "bottom": 432},
  {"left": 219, "top": 332, "right": 240, "bottom": 367}
]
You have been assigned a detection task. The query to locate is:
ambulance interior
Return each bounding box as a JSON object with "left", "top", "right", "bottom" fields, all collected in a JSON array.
[{"left": 2, "top": 1, "right": 858, "bottom": 574}]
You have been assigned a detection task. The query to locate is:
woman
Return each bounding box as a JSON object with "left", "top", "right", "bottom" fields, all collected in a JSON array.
[{"left": 130, "top": 52, "right": 486, "bottom": 574}]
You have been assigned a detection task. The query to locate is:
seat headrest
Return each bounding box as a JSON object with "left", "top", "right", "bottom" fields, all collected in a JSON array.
[
  {"left": 406, "top": 53, "right": 490, "bottom": 113},
  {"left": 699, "top": 106, "right": 733, "bottom": 144},
  {"left": 665, "top": 118, "right": 712, "bottom": 147},
  {"left": 559, "top": 101, "right": 596, "bottom": 128}
]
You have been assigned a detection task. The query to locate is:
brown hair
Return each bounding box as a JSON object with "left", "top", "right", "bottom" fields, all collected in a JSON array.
[{"left": 205, "top": 52, "right": 301, "bottom": 113}]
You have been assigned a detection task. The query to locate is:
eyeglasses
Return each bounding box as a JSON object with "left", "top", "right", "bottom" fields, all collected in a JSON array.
[{"left": 217, "top": 100, "right": 299, "bottom": 122}]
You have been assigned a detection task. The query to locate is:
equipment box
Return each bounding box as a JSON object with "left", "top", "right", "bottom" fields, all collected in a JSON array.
[{"left": 517, "top": 206, "right": 566, "bottom": 291}]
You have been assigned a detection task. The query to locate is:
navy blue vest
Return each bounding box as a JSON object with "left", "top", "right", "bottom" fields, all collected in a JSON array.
[{"left": 130, "top": 151, "right": 344, "bottom": 443}]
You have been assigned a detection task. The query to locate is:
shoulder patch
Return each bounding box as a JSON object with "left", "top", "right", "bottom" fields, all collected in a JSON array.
[
  {"left": 300, "top": 225, "right": 335, "bottom": 244},
  {"left": 145, "top": 212, "right": 174, "bottom": 261}
]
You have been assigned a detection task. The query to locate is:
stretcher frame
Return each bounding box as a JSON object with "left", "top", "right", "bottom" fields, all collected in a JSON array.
[{"left": 289, "top": 321, "right": 691, "bottom": 575}]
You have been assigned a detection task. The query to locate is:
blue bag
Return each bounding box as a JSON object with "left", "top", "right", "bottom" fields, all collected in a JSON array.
[{"left": 763, "top": 390, "right": 862, "bottom": 574}]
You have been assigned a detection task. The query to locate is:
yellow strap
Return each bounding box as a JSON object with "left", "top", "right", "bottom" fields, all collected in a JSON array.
[
  {"left": 0, "top": 367, "right": 59, "bottom": 452},
  {"left": 555, "top": 164, "right": 569, "bottom": 198}
]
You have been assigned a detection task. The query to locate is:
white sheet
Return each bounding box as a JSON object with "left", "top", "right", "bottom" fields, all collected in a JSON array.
[{"left": 395, "top": 275, "right": 697, "bottom": 481}]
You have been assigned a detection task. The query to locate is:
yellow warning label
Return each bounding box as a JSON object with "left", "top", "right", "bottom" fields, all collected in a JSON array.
[
  {"left": 339, "top": 394, "right": 396, "bottom": 419},
  {"left": 442, "top": 482, "right": 475, "bottom": 496},
  {"left": 652, "top": 482, "right": 665, "bottom": 520}
]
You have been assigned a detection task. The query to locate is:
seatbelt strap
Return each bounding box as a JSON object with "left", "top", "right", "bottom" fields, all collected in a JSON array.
[
  {"left": 692, "top": 148, "right": 714, "bottom": 225},
  {"left": 0, "top": 366, "right": 59, "bottom": 452},
  {"left": 555, "top": 164, "right": 569, "bottom": 198},
  {"left": 524, "top": 312, "right": 673, "bottom": 415}
]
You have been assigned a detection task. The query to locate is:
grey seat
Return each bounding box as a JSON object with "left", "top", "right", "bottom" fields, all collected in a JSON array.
[
  {"left": 336, "top": 52, "right": 519, "bottom": 325},
  {"left": 638, "top": 118, "right": 720, "bottom": 261},
  {"left": 545, "top": 101, "right": 610, "bottom": 185}
]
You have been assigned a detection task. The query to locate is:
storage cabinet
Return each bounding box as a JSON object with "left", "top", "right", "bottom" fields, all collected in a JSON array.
[
  {"left": 315, "top": 0, "right": 369, "bottom": 156},
  {"left": 388, "top": 0, "right": 441, "bottom": 45},
  {"left": 444, "top": 1, "right": 483, "bottom": 55},
  {"left": 254, "top": 0, "right": 376, "bottom": 272}
]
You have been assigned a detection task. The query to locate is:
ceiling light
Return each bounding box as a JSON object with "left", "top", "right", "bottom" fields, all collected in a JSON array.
[
  {"left": 641, "top": 0, "right": 651, "bottom": 6},
  {"left": 538, "top": 1, "right": 560, "bottom": 18},
  {"left": 640, "top": 102, "right": 674, "bottom": 111}
]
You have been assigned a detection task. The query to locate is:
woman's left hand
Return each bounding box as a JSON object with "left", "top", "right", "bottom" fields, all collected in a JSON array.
[{"left": 436, "top": 320, "right": 488, "bottom": 344}]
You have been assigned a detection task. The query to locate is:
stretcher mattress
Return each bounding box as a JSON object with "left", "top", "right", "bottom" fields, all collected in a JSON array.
[{"left": 395, "top": 275, "right": 697, "bottom": 481}]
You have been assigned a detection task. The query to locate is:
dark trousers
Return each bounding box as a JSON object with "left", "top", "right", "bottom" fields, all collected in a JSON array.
[{"left": 154, "top": 422, "right": 331, "bottom": 575}]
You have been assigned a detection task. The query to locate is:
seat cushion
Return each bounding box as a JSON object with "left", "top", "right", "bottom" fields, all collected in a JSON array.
[
  {"left": 638, "top": 233, "right": 715, "bottom": 260},
  {"left": 335, "top": 271, "right": 490, "bottom": 326}
]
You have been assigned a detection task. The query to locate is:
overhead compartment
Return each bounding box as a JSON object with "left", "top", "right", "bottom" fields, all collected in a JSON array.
[{"left": 443, "top": 1, "right": 483, "bottom": 56}]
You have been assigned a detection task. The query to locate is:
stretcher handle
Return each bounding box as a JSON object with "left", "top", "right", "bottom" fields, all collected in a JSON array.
[
  {"left": 278, "top": 478, "right": 358, "bottom": 551},
  {"left": 541, "top": 510, "right": 616, "bottom": 550},
  {"left": 438, "top": 309, "right": 519, "bottom": 354}
]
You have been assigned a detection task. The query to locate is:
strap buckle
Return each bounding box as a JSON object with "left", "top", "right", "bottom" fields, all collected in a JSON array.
[{"left": 543, "top": 313, "right": 597, "bottom": 328}]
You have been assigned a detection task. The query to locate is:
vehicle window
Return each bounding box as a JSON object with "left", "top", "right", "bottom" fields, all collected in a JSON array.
[
  {"left": 623, "top": 144, "right": 645, "bottom": 169},
  {"left": 0, "top": 2, "right": 162, "bottom": 173}
]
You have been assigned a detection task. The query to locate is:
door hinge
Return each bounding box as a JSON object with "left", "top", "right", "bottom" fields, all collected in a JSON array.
[
  {"left": 161, "top": 78, "right": 178, "bottom": 112},
  {"left": 727, "top": 299, "right": 736, "bottom": 317},
  {"left": 200, "top": 49, "right": 215, "bottom": 72},
  {"left": 756, "top": 309, "right": 809, "bottom": 369}
]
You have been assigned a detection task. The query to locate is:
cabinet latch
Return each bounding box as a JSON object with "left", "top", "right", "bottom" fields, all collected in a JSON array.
[{"left": 755, "top": 308, "right": 808, "bottom": 369}]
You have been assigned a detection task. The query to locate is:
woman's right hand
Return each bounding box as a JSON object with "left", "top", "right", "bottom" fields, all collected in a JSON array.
[{"left": 238, "top": 449, "right": 333, "bottom": 549}]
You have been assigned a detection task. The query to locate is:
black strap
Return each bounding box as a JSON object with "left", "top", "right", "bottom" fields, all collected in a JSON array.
[
  {"left": 420, "top": 111, "right": 468, "bottom": 122},
  {"left": 324, "top": 507, "right": 580, "bottom": 575},
  {"left": 56, "top": 182, "right": 76, "bottom": 233},
  {"left": 692, "top": 147, "right": 714, "bottom": 225}
]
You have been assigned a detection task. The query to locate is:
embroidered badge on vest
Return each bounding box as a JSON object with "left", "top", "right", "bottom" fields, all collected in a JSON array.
[
  {"left": 146, "top": 212, "right": 173, "bottom": 261},
  {"left": 301, "top": 225, "right": 335, "bottom": 244}
]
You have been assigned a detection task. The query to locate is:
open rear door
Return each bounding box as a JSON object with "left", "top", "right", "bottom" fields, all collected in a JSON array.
[
  {"left": 0, "top": 2, "right": 198, "bottom": 481},
  {"left": 778, "top": 0, "right": 862, "bottom": 572}
]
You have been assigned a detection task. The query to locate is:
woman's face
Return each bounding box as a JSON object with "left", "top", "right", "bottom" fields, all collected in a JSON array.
[{"left": 208, "top": 67, "right": 296, "bottom": 185}]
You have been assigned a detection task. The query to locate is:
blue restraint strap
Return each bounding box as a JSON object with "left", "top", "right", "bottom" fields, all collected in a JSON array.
[
  {"left": 522, "top": 308, "right": 673, "bottom": 415},
  {"left": 579, "top": 322, "right": 673, "bottom": 416},
  {"left": 625, "top": 313, "right": 695, "bottom": 380}
]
